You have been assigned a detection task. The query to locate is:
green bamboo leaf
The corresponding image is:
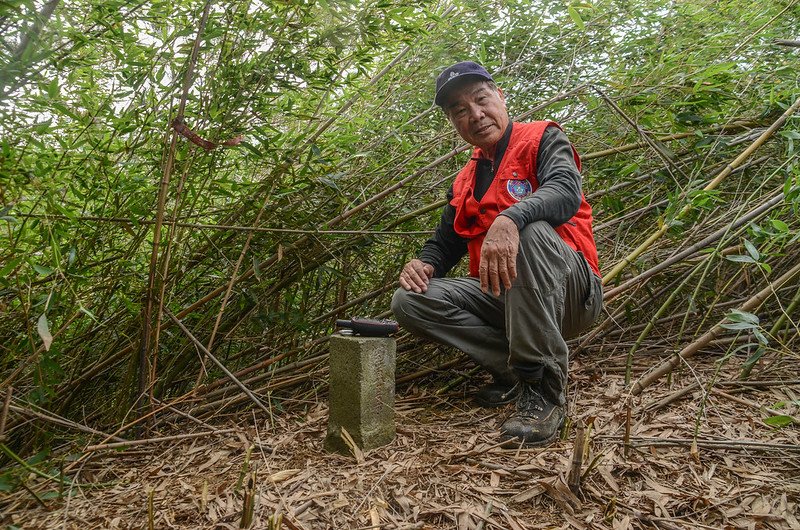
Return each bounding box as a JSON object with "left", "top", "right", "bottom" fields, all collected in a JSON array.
[
  {"left": 743, "top": 239, "right": 760, "bottom": 261},
  {"left": 763, "top": 415, "right": 794, "bottom": 428},
  {"left": 567, "top": 6, "right": 584, "bottom": 30},
  {"left": 32, "top": 263, "right": 55, "bottom": 276}
]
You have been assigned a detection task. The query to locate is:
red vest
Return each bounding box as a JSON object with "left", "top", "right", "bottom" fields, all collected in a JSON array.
[{"left": 450, "top": 121, "right": 600, "bottom": 278}]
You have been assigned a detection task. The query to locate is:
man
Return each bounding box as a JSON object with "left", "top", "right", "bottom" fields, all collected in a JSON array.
[{"left": 391, "top": 61, "right": 602, "bottom": 447}]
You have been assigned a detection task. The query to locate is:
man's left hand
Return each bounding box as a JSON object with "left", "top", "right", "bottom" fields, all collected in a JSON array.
[{"left": 479, "top": 215, "right": 519, "bottom": 296}]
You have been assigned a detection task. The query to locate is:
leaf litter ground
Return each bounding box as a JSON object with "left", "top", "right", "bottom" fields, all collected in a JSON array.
[{"left": 10, "top": 354, "right": 800, "bottom": 530}]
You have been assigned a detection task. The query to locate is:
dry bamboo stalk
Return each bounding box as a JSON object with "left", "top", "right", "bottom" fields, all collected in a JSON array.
[
  {"left": 311, "top": 283, "right": 395, "bottom": 323},
  {"left": 709, "top": 388, "right": 789, "bottom": 420},
  {"left": 599, "top": 436, "right": 800, "bottom": 453},
  {"left": 83, "top": 428, "right": 235, "bottom": 452},
  {"left": 631, "top": 259, "right": 800, "bottom": 396},
  {"left": 643, "top": 382, "right": 701, "bottom": 414},
  {"left": 603, "top": 94, "right": 800, "bottom": 285},
  {"left": 396, "top": 356, "right": 465, "bottom": 384},
  {"left": 7, "top": 402, "right": 127, "bottom": 442},
  {"left": 581, "top": 121, "right": 758, "bottom": 161},
  {"left": 593, "top": 86, "right": 687, "bottom": 181},
  {"left": 165, "top": 309, "right": 272, "bottom": 415}
]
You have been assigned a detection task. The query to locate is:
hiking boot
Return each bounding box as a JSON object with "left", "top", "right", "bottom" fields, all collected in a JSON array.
[
  {"left": 499, "top": 381, "right": 565, "bottom": 447},
  {"left": 474, "top": 380, "right": 520, "bottom": 408}
]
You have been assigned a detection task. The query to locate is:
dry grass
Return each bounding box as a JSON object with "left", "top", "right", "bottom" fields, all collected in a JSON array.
[{"left": 5, "top": 353, "right": 799, "bottom": 530}]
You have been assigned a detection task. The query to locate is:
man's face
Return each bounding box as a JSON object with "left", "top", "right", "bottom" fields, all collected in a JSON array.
[{"left": 443, "top": 80, "right": 509, "bottom": 152}]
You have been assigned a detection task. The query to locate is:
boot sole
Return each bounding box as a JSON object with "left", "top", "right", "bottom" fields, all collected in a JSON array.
[{"left": 498, "top": 429, "right": 560, "bottom": 448}]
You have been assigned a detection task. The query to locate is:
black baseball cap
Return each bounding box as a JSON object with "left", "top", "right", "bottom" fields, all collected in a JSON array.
[{"left": 434, "top": 61, "right": 494, "bottom": 107}]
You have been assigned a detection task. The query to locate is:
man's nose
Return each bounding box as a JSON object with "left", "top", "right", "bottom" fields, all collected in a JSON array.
[{"left": 468, "top": 104, "right": 485, "bottom": 121}]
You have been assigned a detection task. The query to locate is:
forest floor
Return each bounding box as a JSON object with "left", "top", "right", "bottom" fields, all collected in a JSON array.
[{"left": 9, "top": 353, "right": 800, "bottom": 530}]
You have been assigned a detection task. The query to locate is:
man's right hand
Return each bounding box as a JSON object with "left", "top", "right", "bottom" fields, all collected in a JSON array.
[{"left": 399, "top": 259, "right": 434, "bottom": 293}]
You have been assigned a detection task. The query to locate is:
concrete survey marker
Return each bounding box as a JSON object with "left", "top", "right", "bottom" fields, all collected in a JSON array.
[{"left": 324, "top": 335, "right": 396, "bottom": 456}]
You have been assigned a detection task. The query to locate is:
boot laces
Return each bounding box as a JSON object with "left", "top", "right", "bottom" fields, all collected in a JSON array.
[{"left": 515, "top": 382, "right": 547, "bottom": 419}]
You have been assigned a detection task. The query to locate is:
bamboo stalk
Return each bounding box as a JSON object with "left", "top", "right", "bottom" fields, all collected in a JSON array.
[
  {"left": 599, "top": 436, "right": 800, "bottom": 453},
  {"left": 631, "top": 259, "right": 800, "bottom": 396},
  {"left": 603, "top": 191, "right": 785, "bottom": 301},
  {"left": 567, "top": 421, "right": 586, "bottom": 493},
  {"left": 84, "top": 428, "right": 235, "bottom": 452},
  {"left": 581, "top": 121, "right": 758, "bottom": 161},
  {"left": 10, "top": 214, "right": 433, "bottom": 235},
  {"left": 0, "top": 386, "right": 12, "bottom": 440},
  {"left": 593, "top": 86, "right": 687, "bottom": 181},
  {"left": 603, "top": 94, "right": 800, "bottom": 285},
  {"left": 165, "top": 309, "right": 272, "bottom": 416},
  {"left": 6, "top": 402, "right": 126, "bottom": 442},
  {"left": 138, "top": 0, "right": 214, "bottom": 417}
]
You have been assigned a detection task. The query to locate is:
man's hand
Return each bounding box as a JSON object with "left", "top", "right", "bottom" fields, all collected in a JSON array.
[
  {"left": 399, "top": 259, "right": 434, "bottom": 293},
  {"left": 480, "top": 215, "right": 519, "bottom": 296}
]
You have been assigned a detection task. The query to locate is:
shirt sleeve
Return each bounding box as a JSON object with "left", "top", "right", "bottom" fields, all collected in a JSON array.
[
  {"left": 498, "top": 126, "right": 582, "bottom": 230},
  {"left": 417, "top": 185, "right": 469, "bottom": 278}
]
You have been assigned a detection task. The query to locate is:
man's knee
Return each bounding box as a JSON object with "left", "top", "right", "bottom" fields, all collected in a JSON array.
[
  {"left": 519, "top": 220, "right": 559, "bottom": 243},
  {"left": 391, "top": 287, "right": 421, "bottom": 329},
  {"left": 391, "top": 287, "right": 410, "bottom": 319}
]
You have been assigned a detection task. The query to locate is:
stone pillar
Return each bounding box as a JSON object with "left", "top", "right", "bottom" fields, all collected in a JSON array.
[{"left": 324, "top": 335, "right": 396, "bottom": 455}]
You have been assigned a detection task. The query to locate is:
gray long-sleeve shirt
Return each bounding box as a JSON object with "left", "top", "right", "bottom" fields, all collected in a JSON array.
[{"left": 418, "top": 124, "right": 583, "bottom": 277}]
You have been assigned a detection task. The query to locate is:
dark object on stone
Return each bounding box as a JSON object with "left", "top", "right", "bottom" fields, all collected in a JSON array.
[{"left": 335, "top": 317, "right": 399, "bottom": 337}]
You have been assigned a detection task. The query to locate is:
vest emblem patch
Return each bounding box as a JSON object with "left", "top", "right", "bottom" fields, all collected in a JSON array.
[{"left": 506, "top": 179, "right": 532, "bottom": 201}]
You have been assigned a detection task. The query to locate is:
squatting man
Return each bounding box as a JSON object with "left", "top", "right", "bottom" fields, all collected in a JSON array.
[{"left": 391, "top": 61, "right": 602, "bottom": 446}]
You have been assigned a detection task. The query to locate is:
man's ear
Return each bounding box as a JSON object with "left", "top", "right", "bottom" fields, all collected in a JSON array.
[{"left": 497, "top": 87, "right": 506, "bottom": 105}]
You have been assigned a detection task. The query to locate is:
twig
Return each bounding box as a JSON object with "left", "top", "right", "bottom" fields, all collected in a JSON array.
[
  {"left": 84, "top": 428, "right": 235, "bottom": 452},
  {"left": 774, "top": 39, "right": 800, "bottom": 47}
]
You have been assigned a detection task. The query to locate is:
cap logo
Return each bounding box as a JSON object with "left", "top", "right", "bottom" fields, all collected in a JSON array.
[{"left": 449, "top": 71, "right": 460, "bottom": 79}]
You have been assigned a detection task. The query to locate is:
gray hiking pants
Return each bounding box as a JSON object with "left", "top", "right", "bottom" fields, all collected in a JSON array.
[{"left": 391, "top": 220, "right": 603, "bottom": 405}]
